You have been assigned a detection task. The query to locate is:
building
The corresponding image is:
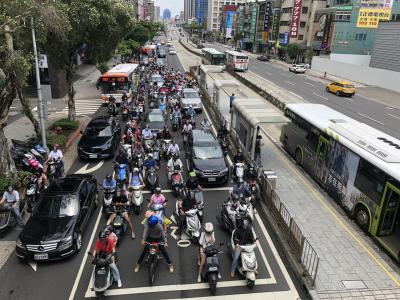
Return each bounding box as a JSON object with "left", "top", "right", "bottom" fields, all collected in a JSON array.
[
  {"left": 207, "top": 0, "right": 246, "bottom": 32},
  {"left": 184, "top": 0, "right": 196, "bottom": 22},
  {"left": 163, "top": 8, "right": 172, "bottom": 20},
  {"left": 180, "top": 10, "right": 185, "bottom": 23},
  {"left": 220, "top": 5, "right": 238, "bottom": 43},
  {"left": 132, "top": 0, "right": 145, "bottom": 20},
  {"left": 154, "top": 6, "right": 161, "bottom": 21},
  {"left": 235, "top": 1, "right": 259, "bottom": 51},
  {"left": 144, "top": 0, "right": 155, "bottom": 21},
  {"left": 196, "top": 0, "right": 208, "bottom": 26}
]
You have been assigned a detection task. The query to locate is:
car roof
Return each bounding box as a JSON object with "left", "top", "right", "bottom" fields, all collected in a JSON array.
[
  {"left": 46, "top": 176, "right": 86, "bottom": 193},
  {"left": 192, "top": 129, "right": 217, "bottom": 145},
  {"left": 148, "top": 109, "right": 163, "bottom": 115},
  {"left": 88, "top": 116, "right": 112, "bottom": 127},
  {"left": 336, "top": 80, "right": 352, "bottom": 85},
  {"left": 151, "top": 74, "right": 162, "bottom": 78},
  {"left": 183, "top": 88, "right": 197, "bottom": 93}
]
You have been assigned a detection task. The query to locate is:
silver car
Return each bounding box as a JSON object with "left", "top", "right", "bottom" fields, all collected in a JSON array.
[
  {"left": 181, "top": 88, "right": 202, "bottom": 112},
  {"left": 150, "top": 74, "right": 164, "bottom": 87}
]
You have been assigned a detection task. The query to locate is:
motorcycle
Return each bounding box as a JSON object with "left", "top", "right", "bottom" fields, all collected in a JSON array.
[
  {"left": 47, "top": 158, "right": 63, "bottom": 183},
  {"left": 202, "top": 245, "right": 223, "bottom": 295},
  {"left": 145, "top": 168, "right": 158, "bottom": 194},
  {"left": 217, "top": 201, "right": 251, "bottom": 233},
  {"left": 172, "top": 115, "right": 179, "bottom": 131},
  {"left": 174, "top": 202, "right": 201, "bottom": 244},
  {"left": 152, "top": 143, "right": 160, "bottom": 162},
  {"left": 183, "top": 189, "right": 204, "bottom": 223},
  {"left": 0, "top": 200, "right": 25, "bottom": 237},
  {"left": 108, "top": 102, "right": 117, "bottom": 116},
  {"left": 102, "top": 186, "right": 115, "bottom": 217},
  {"left": 121, "top": 103, "right": 129, "bottom": 121},
  {"left": 130, "top": 186, "right": 143, "bottom": 215},
  {"left": 170, "top": 168, "right": 183, "bottom": 197},
  {"left": 143, "top": 138, "right": 154, "bottom": 153},
  {"left": 187, "top": 112, "right": 196, "bottom": 128},
  {"left": 116, "top": 163, "right": 128, "bottom": 187},
  {"left": 11, "top": 139, "right": 47, "bottom": 168},
  {"left": 145, "top": 241, "right": 165, "bottom": 286},
  {"left": 111, "top": 205, "right": 128, "bottom": 246},
  {"left": 26, "top": 174, "right": 40, "bottom": 213},
  {"left": 233, "top": 162, "right": 245, "bottom": 182},
  {"left": 88, "top": 252, "right": 115, "bottom": 295},
  {"left": 162, "top": 139, "right": 171, "bottom": 161},
  {"left": 219, "top": 136, "right": 229, "bottom": 156},
  {"left": 230, "top": 231, "right": 258, "bottom": 289},
  {"left": 150, "top": 203, "right": 165, "bottom": 221},
  {"left": 122, "top": 144, "right": 132, "bottom": 159}
]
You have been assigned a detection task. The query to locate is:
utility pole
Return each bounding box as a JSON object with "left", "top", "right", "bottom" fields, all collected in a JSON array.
[{"left": 31, "top": 17, "right": 47, "bottom": 152}]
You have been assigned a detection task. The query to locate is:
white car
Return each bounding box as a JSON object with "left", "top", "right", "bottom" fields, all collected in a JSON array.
[
  {"left": 167, "top": 42, "right": 173, "bottom": 47},
  {"left": 181, "top": 88, "right": 202, "bottom": 112},
  {"left": 289, "top": 64, "right": 306, "bottom": 74},
  {"left": 169, "top": 48, "right": 176, "bottom": 55}
]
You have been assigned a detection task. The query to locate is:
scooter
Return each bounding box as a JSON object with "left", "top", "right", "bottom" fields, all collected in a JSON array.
[
  {"left": 162, "top": 139, "right": 171, "bottom": 160},
  {"left": 202, "top": 245, "right": 223, "bottom": 295},
  {"left": 151, "top": 203, "right": 165, "bottom": 220},
  {"left": 170, "top": 168, "right": 183, "bottom": 197},
  {"left": 130, "top": 186, "right": 143, "bottom": 215},
  {"left": 172, "top": 115, "right": 179, "bottom": 131},
  {"left": 102, "top": 186, "right": 115, "bottom": 217},
  {"left": 0, "top": 200, "right": 25, "bottom": 237},
  {"left": 121, "top": 103, "right": 129, "bottom": 121},
  {"left": 152, "top": 144, "right": 160, "bottom": 162},
  {"left": 146, "top": 168, "right": 158, "bottom": 194},
  {"left": 88, "top": 252, "right": 115, "bottom": 295},
  {"left": 108, "top": 102, "right": 117, "bottom": 116},
  {"left": 230, "top": 230, "right": 258, "bottom": 289},
  {"left": 47, "top": 158, "right": 63, "bottom": 183},
  {"left": 186, "top": 189, "right": 204, "bottom": 223},
  {"left": 233, "top": 162, "right": 245, "bottom": 182},
  {"left": 123, "top": 144, "right": 132, "bottom": 159},
  {"left": 26, "top": 174, "right": 40, "bottom": 213},
  {"left": 111, "top": 205, "right": 128, "bottom": 246},
  {"left": 116, "top": 164, "right": 128, "bottom": 187},
  {"left": 217, "top": 201, "right": 250, "bottom": 233},
  {"left": 143, "top": 137, "right": 154, "bottom": 153},
  {"left": 174, "top": 201, "right": 201, "bottom": 244}
]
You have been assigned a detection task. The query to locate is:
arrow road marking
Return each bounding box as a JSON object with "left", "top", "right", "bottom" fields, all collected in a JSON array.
[
  {"left": 75, "top": 160, "right": 104, "bottom": 174},
  {"left": 28, "top": 261, "right": 37, "bottom": 271},
  {"left": 170, "top": 225, "right": 178, "bottom": 240}
]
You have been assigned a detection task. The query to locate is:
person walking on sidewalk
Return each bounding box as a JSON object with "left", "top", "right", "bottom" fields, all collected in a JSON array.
[
  {"left": 229, "top": 93, "right": 235, "bottom": 112},
  {"left": 254, "top": 135, "right": 263, "bottom": 167}
]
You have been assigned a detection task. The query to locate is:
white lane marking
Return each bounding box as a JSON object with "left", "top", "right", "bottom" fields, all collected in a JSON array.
[
  {"left": 75, "top": 161, "right": 104, "bottom": 174},
  {"left": 387, "top": 113, "right": 400, "bottom": 120},
  {"left": 265, "top": 71, "right": 273, "bottom": 76},
  {"left": 285, "top": 81, "right": 295, "bottom": 86},
  {"left": 28, "top": 261, "right": 37, "bottom": 271},
  {"left": 85, "top": 278, "right": 275, "bottom": 298},
  {"left": 170, "top": 225, "right": 179, "bottom": 240},
  {"left": 312, "top": 92, "right": 329, "bottom": 101},
  {"left": 358, "top": 113, "right": 385, "bottom": 125},
  {"left": 341, "top": 97, "right": 354, "bottom": 102},
  {"left": 68, "top": 206, "right": 103, "bottom": 300},
  {"left": 303, "top": 82, "right": 315, "bottom": 87},
  {"left": 386, "top": 107, "right": 394, "bottom": 110}
]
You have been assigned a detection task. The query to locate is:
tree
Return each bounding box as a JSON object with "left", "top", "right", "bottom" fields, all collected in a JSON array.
[
  {"left": 45, "top": 0, "right": 134, "bottom": 121},
  {"left": 233, "top": 32, "right": 244, "bottom": 48},
  {"left": 286, "top": 43, "right": 300, "bottom": 60},
  {"left": 304, "top": 47, "right": 315, "bottom": 64}
]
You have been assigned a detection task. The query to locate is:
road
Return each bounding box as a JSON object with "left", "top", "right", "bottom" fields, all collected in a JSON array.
[
  {"left": 0, "top": 40, "right": 302, "bottom": 299},
  {"left": 198, "top": 40, "right": 400, "bottom": 140}
]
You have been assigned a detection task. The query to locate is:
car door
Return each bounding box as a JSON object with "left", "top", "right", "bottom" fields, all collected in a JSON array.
[{"left": 78, "top": 180, "right": 91, "bottom": 230}]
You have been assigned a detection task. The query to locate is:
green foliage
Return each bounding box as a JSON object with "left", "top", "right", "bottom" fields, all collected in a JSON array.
[
  {"left": 46, "top": 133, "right": 67, "bottom": 149},
  {"left": 96, "top": 62, "right": 109, "bottom": 74},
  {"left": 0, "top": 170, "right": 29, "bottom": 193},
  {"left": 52, "top": 118, "right": 79, "bottom": 130},
  {"left": 304, "top": 47, "right": 315, "bottom": 60},
  {"left": 286, "top": 43, "right": 300, "bottom": 59}
]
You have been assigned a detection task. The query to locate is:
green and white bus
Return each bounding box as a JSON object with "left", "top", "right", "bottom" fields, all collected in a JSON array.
[
  {"left": 281, "top": 103, "right": 400, "bottom": 260},
  {"left": 201, "top": 48, "right": 225, "bottom": 65}
]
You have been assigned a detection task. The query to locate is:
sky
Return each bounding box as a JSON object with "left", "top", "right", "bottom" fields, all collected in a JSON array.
[{"left": 155, "top": 0, "right": 184, "bottom": 17}]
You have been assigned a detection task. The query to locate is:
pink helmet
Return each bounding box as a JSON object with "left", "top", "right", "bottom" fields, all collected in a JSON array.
[{"left": 29, "top": 159, "right": 39, "bottom": 169}]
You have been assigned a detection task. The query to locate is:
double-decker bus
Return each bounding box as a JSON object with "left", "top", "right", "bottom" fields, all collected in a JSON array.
[
  {"left": 281, "top": 103, "right": 400, "bottom": 260},
  {"left": 224, "top": 50, "right": 249, "bottom": 71},
  {"left": 99, "top": 63, "right": 139, "bottom": 104},
  {"left": 201, "top": 48, "right": 225, "bottom": 65}
]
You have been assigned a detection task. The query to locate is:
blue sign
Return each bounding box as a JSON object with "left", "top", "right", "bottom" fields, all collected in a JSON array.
[
  {"left": 280, "top": 32, "right": 289, "bottom": 45},
  {"left": 226, "top": 11, "right": 235, "bottom": 38}
]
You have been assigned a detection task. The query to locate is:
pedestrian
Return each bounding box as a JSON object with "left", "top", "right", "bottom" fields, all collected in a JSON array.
[
  {"left": 254, "top": 135, "right": 263, "bottom": 167},
  {"left": 229, "top": 93, "right": 235, "bottom": 112}
]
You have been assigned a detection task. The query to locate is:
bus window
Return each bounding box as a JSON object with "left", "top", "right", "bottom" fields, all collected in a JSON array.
[
  {"left": 379, "top": 185, "right": 400, "bottom": 235},
  {"left": 354, "top": 159, "right": 385, "bottom": 204},
  {"left": 307, "top": 132, "right": 319, "bottom": 153}
]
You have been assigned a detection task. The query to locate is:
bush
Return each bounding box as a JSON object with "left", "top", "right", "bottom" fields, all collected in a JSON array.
[
  {"left": 0, "top": 170, "right": 29, "bottom": 194},
  {"left": 47, "top": 133, "right": 67, "bottom": 150},
  {"left": 96, "top": 62, "right": 109, "bottom": 75},
  {"left": 52, "top": 118, "right": 79, "bottom": 130}
]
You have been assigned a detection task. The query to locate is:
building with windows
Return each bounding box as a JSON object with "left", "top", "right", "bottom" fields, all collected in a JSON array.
[
  {"left": 207, "top": 0, "right": 246, "bottom": 32},
  {"left": 154, "top": 6, "right": 161, "bottom": 21},
  {"left": 133, "top": 0, "right": 145, "bottom": 20},
  {"left": 184, "top": 0, "right": 196, "bottom": 22},
  {"left": 196, "top": 0, "right": 209, "bottom": 26},
  {"left": 144, "top": 0, "right": 154, "bottom": 21},
  {"left": 163, "top": 8, "right": 172, "bottom": 20}
]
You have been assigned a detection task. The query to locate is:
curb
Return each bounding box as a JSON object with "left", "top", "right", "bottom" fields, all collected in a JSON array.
[
  {"left": 64, "top": 119, "right": 85, "bottom": 150},
  {"left": 179, "top": 40, "right": 201, "bottom": 57}
]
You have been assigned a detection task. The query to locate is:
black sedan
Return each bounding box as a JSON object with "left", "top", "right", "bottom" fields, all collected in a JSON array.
[
  {"left": 257, "top": 55, "right": 270, "bottom": 62},
  {"left": 16, "top": 174, "right": 98, "bottom": 261},
  {"left": 144, "top": 109, "right": 166, "bottom": 137},
  {"left": 78, "top": 116, "right": 121, "bottom": 160}
]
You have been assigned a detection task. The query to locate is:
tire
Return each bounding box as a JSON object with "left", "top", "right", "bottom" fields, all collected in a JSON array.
[
  {"left": 295, "top": 148, "right": 302, "bottom": 165},
  {"left": 75, "top": 232, "right": 82, "bottom": 252},
  {"left": 336, "top": 91, "right": 341, "bottom": 96},
  {"left": 354, "top": 205, "right": 370, "bottom": 232},
  {"left": 148, "top": 256, "right": 156, "bottom": 286},
  {"left": 247, "top": 279, "right": 255, "bottom": 289},
  {"left": 209, "top": 278, "right": 217, "bottom": 295},
  {"left": 135, "top": 204, "right": 141, "bottom": 215}
]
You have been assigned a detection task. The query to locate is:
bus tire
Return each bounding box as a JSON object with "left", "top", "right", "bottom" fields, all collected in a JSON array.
[
  {"left": 295, "top": 148, "right": 302, "bottom": 166},
  {"left": 354, "top": 205, "right": 370, "bottom": 232}
]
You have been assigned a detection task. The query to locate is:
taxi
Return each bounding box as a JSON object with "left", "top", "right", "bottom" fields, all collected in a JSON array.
[{"left": 326, "top": 80, "right": 356, "bottom": 97}]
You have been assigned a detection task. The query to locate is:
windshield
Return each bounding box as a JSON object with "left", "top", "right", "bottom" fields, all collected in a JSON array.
[
  {"left": 193, "top": 145, "right": 223, "bottom": 159},
  {"left": 183, "top": 91, "right": 199, "bottom": 98},
  {"left": 343, "top": 84, "right": 354, "bottom": 88},
  {"left": 152, "top": 76, "right": 163, "bottom": 82},
  {"left": 35, "top": 195, "right": 79, "bottom": 217},
  {"left": 148, "top": 113, "right": 164, "bottom": 122},
  {"left": 213, "top": 56, "right": 225, "bottom": 65},
  {"left": 100, "top": 81, "right": 129, "bottom": 94},
  {"left": 237, "top": 56, "right": 248, "bottom": 60},
  {"left": 84, "top": 125, "right": 112, "bottom": 137}
]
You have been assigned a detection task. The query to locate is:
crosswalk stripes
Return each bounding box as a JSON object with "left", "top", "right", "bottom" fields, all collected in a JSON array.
[{"left": 60, "top": 98, "right": 103, "bottom": 116}]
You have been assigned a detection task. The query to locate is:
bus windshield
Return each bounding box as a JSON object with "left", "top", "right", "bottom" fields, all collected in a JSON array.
[{"left": 100, "top": 80, "right": 129, "bottom": 94}]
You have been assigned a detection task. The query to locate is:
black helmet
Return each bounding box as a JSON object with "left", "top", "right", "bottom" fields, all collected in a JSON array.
[
  {"left": 98, "top": 230, "right": 107, "bottom": 240},
  {"left": 231, "top": 193, "right": 240, "bottom": 201},
  {"left": 106, "top": 174, "right": 112, "bottom": 181},
  {"left": 241, "top": 218, "right": 250, "bottom": 230}
]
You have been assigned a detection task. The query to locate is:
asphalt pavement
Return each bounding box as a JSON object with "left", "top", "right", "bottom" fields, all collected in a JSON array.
[
  {"left": 0, "top": 43, "right": 301, "bottom": 300},
  {"left": 203, "top": 42, "right": 400, "bottom": 140}
]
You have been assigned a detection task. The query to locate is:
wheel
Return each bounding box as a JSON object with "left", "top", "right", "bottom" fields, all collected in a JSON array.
[
  {"left": 354, "top": 205, "right": 370, "bottom": 232},
  {"left": 135, "top": 204, "right": 141, "bottom": 215},
  {"left": 295, "top": 148, "right": 302, "bottom": 165},
  {"left": 336, "top": 91, "right": 341, "bottom": 96},
  {"left": 326, "top": 87, "right": 330, "bottom": 92},
  {"left": 247, "top": 279, "right": 255, "bottom": 289},
  {"left": 75, "top": 232, "right": 82, "bottom": 252},
  {"left": 94, "top": 192, "right": 99, "bottom": 207},
  {"left": 148, "top": 257, "right": 156, "bottom": 286},
  {"left": 209, "top": 279, "right": 217, "bottom": 295}
]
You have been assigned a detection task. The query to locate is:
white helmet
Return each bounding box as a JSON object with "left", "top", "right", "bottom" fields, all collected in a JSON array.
[
  {"left": 204, "top": 222, "right": 214, "bottom": 233},
  {"left": 133, "top": 167, "right": 139, "bottom": 173}
]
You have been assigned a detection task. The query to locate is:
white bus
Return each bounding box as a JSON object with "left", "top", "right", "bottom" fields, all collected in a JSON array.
[
  {"left": 225, "top": 50, "right": 249, "bottom": 71},
  {"left": 99, "top": 63, "right": 139, "bottom": 104},
  {"left": 281, "top": 103, "right": 400, "bottom": 261},
  {"left": 201, "top": 48, "right": 225, "bottom": 65}
]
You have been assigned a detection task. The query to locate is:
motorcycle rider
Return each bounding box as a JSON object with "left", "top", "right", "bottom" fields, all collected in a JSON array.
[
  {"left": 197, "top": 222, "right": 220, "bottom": 282},
  {"left": 171, "top": 105, "right": 182, "bottom": 127},
  {"left": 134, "top": 215, "right": 173, "bottom": 273},
  {"left": 147, "top": 187, "right": 166, "bottom": 210},
  {"left": 131, "top": 140, "right": 145, "bottom": 160},
  {"left": 121, "top": 91, "right": 128, "bottom": 103},
  {"left": 29, "top": 159, "right": 48, "bottom": 189},
  {"left": 232, "top": 179, "right": 252, "bottom": 200},
  {"left": 108, "top": 95, "right": 117, "bottom": 115},
  {"left": 129, "top": 168, "right": 144, "bottom": 189},
  {"left": 233, "top": 149, "right": 245, "bottom": 178},
  {"left": 46, "top": 144, "right": 64, "bottom": 176},
  {"left": 217, "top": 123, "right": 229, "bottom": 140},
  {"left": 185, "top": 172, "right": 204, "bottom": 193},
  {"left": 182, "top": 119, "right": 192, "bottom": 141},
  {"left": 225, "top": 193, "right": 245, "bottom": 229},
  {"left": 245, "top": 164, "right": 257, "bottom": 182},
  {"left": 160, "top": 125, "right": 172, "bottom": 139},
  {"left": 142, "top": 124, "right": 153, "bottom": 140},
  {"left": 107, "top": 187, "right": 136, "bottom": 239},
  {"left": 121, "top": 122, "right": 133, "bottom": 144},
  {"left": 143, "top": 153, "right": 158, "bottom": 177},
  {"left": 231, "top": 218, "right": 256, "bottom": 278},
  {"left": 102, "top": 174, "right": 117, "bottom": 190},
  {"left": 167, "top": 153, "right": 183, "bottom": 181},
  {"left": 0, "top": 186, "right": 24, "bottom": 227},
  {"left": 91, "top": 230, "right": 122, "bottom": 288},
  {"left": 176, "top": 193, "right": 197, "bottom": 238},
  {"left": 200, "top": 118, "right": 210, "bottom": 132},
  {"left": 114, "top": 149, "right": 129, "bottom": 179},
  {"left": 167, "top": 140, "right": 180, "bottom": 158}
]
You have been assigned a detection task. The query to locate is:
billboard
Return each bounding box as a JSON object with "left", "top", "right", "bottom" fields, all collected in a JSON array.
[
  {"left": 290, "top": 0, "right": 303, "bottom": 38},
  {"left": 263, "top": 1, "right": 272, "bottom": 31},
  {"left": 357, "top": 0, "right": 393, "bottom": 28},
  {"left": 226, "top": 10, "right": 235, "bottom": 38}
]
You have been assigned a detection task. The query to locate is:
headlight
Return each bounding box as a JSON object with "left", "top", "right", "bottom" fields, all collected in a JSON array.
[
  {"left": 100, "top": 141, "right": 112, "bottom": 149},
  {"left": 16, "top": 238, "right": 25, "bottom": 249},
  {"left": 58, "top": 236, "right": 73, "bottom": 251},
  {"left": 220, "top": 167, "right": 229, "bottom": 174}
]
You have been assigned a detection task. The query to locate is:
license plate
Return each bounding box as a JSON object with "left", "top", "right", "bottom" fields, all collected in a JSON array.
[
  {"left": 208, "top": 178, "right": 216, "bottom": 182},
  {"left": 89, "top": 154, "right": 97, "bottom": 158},
  {"left": 34, "top": 253, "right": 48, "bottom": 260},
  {"left": 208, "top": 266, "right": 218, "bottom": 271}
]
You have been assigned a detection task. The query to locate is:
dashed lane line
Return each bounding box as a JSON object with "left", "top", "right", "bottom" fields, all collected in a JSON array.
[{"left": 358, "top": 112, "right": 385, "bottom": 125}]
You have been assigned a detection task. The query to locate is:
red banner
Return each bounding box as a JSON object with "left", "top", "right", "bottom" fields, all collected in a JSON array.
[{"left": 290, "top": 0, "right": 303, "bottom": 38}]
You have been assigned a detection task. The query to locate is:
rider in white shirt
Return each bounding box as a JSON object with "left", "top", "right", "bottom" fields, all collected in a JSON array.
[
  {"left": 142, "top": 125, "right": 153, "bottom": 139},
  {"left": 167, "top": 140, "right": 180, "bottom": 157},
  {"left": 167, "top": 154, "right": 183, "bottom": 181}
]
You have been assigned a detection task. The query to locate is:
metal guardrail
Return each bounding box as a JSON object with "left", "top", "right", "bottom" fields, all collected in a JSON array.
[{"left": 258, "top": 171, "right": 320, "bottom": 286}]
